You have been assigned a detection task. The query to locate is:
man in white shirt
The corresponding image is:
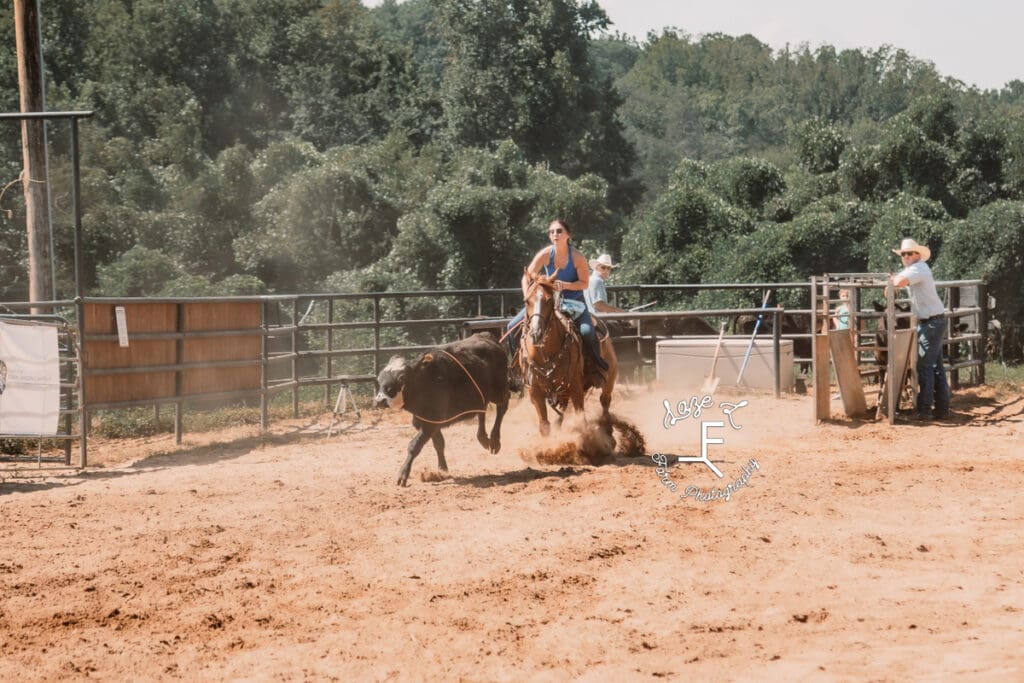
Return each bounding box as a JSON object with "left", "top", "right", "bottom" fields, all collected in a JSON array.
[
  {"left": 585, "top": 254, "right": 624, "bottom": 314},
  {"left": 891, "top": 238, "right": 950, "bottom": 420}
]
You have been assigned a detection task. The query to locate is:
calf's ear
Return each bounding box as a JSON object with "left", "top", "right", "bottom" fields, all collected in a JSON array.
[{"left": 872, "top": 300, "right": 885, "bottom": 312}]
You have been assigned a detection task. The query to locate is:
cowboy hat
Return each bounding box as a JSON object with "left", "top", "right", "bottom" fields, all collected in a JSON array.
[
  {"left": 892, "top": 237, "right": 931, "bottom": 262},
  {"left": 589, "top": 253, "right": 616, "bottom": 269}
]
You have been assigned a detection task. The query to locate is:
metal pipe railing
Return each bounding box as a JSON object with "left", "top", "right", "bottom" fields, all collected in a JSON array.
[{"left": 4, "top": 278, "right": 989, "bottom": 463}]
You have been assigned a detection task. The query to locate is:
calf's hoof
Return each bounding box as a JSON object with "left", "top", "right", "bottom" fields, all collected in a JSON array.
[
  {"left": 490, "top": 439, "right": 501, "bottom": 454},
  {"left": 477, "top": 434, "right": 491, "bottom": 451}
]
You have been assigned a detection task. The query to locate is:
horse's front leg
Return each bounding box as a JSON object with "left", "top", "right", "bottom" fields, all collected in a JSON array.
[
  {"left": 529, "top": 386, "right": 550, "bottom": 436},
  {"left": 571, "top": 386, "right": 585, "bottom": 416}
]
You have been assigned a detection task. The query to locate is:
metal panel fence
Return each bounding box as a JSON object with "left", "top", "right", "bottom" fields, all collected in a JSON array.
[{"left": 0, "top": 278, "right": 987, "bottom": 467}]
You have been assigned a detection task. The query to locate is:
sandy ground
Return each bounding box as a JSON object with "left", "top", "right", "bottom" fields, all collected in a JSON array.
[{"left": 2, "top": 381, "right": 1023, "bottom": 681}]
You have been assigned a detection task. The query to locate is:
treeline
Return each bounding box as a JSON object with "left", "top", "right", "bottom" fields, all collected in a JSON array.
[{"left": 1, "top": 0, "right": 1023, "bottom": 351}]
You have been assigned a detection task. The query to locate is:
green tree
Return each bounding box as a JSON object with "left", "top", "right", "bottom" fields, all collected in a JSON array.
[
  {"left": 865, "top": 193, "right": 949, "bottom": 273},
  {"left": 435, "top": 0, "right": 634, "bottom": 199},
  {"left": 95, "top": 245, "right": 181, "bottom": 296},
  {"left": 386, "top": 141, "right": 612, "bottom": 291},
  {"left": 619, "top": 167, "right": 753, "bottom": 287},
  {"left": 235, "top": 146, "right": 402, "bottom": 291},
  {"left": 794, "top": 118, "right": 847, "bottom": 174},
  {"left": 934, "top": 201, "right": 1024, "bottom": 333},
  {"left": 708, "top": 157, "right": 786, "bottom": 216}
]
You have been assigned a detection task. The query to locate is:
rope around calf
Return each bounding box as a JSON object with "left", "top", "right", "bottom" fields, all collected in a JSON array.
[{"left": 408, "top": 349, "right": 490, "bottom": 425}]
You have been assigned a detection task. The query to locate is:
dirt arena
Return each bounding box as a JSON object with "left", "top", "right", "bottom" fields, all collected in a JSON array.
[{"left": 2, "top": 382, "right": 1023, "bottom": 681}]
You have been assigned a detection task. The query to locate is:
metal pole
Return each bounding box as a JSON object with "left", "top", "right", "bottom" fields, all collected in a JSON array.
[
  {"left": 30, "top": 0, "right": 59, "bottom": 299},
  {"left": 810, "top": 277, "right": 817, "bottom": 420},
  {"left": 737, "top": 289, "right": 772, "bottom": 384},
  {"left": 886, "top": 283, "right": 897, "bottom": 424},
  {"left": 71, "top": 118, "right": 84, "bottom": 298},
  {"left": 948, "top": 286, "right": 961, "bottom": 390},
  {"left": 373, "top": 296, "right": 382, "bottom": 377},
  {"left": 292, "top": 298, "right": 299, "bottom": 418},
  {"left": 773, "top": 308, "right": 781, "bottom": 398},
  {"left": 260, "top": 300, "right": 268, "bottom": 430},
  {"left": 174, "top": 302, "right": 183, "bottom": 444},
  {"left": 326, "top": 298, "right": 334, "bottom": 406},
  {"left": 977, "top": 282, "right": 988, "bottom": 385},
  {"left": 76, "top": 297, "right": 87, "bottom": 467}
]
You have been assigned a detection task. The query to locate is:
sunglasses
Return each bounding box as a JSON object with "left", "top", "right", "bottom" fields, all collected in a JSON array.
[
  {"left": 548, "top": 228, "right": 565, "bottom": 235},
  {"left": 899, "top": 251, "right": 916, "bottom": 257}
]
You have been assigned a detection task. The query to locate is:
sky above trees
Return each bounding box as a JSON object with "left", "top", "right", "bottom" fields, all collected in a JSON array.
[
  {"left": 594, "top": 0, "right": 1022, "bottom": 91},
  {"left": 364, "top": 0, "right": 1022, "bottom": 91}
]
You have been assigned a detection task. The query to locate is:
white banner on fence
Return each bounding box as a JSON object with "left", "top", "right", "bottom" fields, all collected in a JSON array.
[{"left": 0, "top": 321, "right": 61, "bottom": 435}]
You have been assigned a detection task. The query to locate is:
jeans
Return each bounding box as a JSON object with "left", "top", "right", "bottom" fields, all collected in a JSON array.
[{"left": 916, "top": 317, "right": 950, "bottom": 416}]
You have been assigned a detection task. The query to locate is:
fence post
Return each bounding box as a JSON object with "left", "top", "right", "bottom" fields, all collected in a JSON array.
[
  {"left": 326, "top": 298, "right": 334, "bottom": 406},
  {"left": 260, "top": 300, "right": 268, "bottom": 431},
  {"left": 76, "top": 297, "right": 88, "bottom": 467},
  {"left": 978, "top": 282, "right": 988, "bottom": 384},
  {"left": 174, "top": 302, "right": 184, "bottom": 445},
  {"left": 373, "top": 296, "right": 382, "bottom": 378},
  {"left": 773, "top": 308, "right": 781, "bottom": 399},
  {"left": 63, "top": 328, "right": 72, "bottom": 464},
  {"left": 949, "top": 286, "right": 961, "bottom": 390},
  {"left": 886, "top": 283, "right": 898, "bottom": 424},
  {"left": 810, "top": 277, "right": 829, "bottom": 421},
  {"left": 291, "top": 298, "right": 299, "bottom": 418}
]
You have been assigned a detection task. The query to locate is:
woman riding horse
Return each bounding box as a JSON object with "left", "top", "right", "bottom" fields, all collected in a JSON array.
[
  {"left": 506, "top": 219, "right": 608, "bottom": 387},
  {"left": 518, "top": 271, "right": 618, "bottom": 435}
]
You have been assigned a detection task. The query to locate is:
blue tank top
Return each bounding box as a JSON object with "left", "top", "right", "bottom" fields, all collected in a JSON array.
[{"left": 544, "top": 245, "right": 585, "bottom": 302}]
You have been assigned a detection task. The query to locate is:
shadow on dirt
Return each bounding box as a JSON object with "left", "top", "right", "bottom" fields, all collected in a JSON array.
[
  {"left": 0, "top": 477, "right": 78, "bottom": 495},
  {"left": 824, "top": 389, "right": 1023, "bottom": 430},
  {"left": 451, "top": 466, "right": 589, "bottom": 488},
  {"left": 1, "top": 412, "right": 389, "bottom": 495}
]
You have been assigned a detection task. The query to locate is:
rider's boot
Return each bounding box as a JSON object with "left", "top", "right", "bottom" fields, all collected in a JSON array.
[
  {"left": 506, "top": 334, "right": 524, "bottom": 393},
  {"left": 585, "top": 332, "right": 609, "bottom": 372},
  {"left": 583, "top": 333, "right": 608, "bottom": 389}
]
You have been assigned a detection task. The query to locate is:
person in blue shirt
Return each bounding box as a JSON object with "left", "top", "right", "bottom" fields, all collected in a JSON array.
[
  {"left": 833, "top": 287, "right": 852, "bottom": 332},
  {"left": 891, "top": 237, "right": 950, "bottom": 421},
  {"left": 586, "top": 253, "right": 625, "bottom": 314},
  {"left": 506, "top": 219, "right": 608, "bottom": 385}
]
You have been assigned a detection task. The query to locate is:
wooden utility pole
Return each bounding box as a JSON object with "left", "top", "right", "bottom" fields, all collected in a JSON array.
[{"left": 14, "top": 0, "right": 54, "bottom": 306}]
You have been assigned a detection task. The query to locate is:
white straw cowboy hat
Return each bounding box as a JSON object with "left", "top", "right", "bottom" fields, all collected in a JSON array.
[
  {"left": 589, "top": 253, "right": 616, "bottom": 270},
  {"left": 892, "top": 237, "right": 931, "bottom": 262}
]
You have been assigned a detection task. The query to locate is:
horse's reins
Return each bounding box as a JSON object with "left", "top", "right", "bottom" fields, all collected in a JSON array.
[
  {"left": 501, "top": 277, "right": 545, "bottom": 344},
  {"left": 409, "top": 349, "right": 489, "bottom": 425},
  {"left": 519, "top": 278, "right": 579, "bottom": 402}
]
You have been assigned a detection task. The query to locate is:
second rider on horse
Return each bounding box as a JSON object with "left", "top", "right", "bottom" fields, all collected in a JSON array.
[{"left": 506, "top": 219, "right": 608, "bottom": 388}]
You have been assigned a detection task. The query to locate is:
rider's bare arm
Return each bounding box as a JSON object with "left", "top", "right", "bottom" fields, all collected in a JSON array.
[{"left": 522, "top": 250, "right": 549, "bottom": 298}]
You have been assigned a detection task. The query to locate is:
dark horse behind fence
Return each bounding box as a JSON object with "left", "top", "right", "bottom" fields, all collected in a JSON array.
[{"left": 518, "top": 272, "right": 617, "bottom": 436}]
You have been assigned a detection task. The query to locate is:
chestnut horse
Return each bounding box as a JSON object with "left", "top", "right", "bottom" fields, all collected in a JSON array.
[{"left": 518, "top": 272, "right": 617, "bottom": 435}]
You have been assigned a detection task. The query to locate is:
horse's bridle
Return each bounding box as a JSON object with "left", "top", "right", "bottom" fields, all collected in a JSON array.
[{"left": 525, "top": 277, "right": 557, "bottom": 342}]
